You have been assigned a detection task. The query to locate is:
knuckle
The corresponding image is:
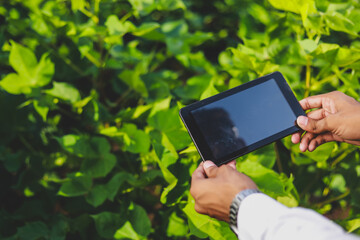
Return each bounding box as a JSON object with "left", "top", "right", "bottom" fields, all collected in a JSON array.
[
  {"left": 190, "top": 186, "right": 197, "bottom": 198},
  {"left": 331, "top": 90, "right": 342, "bottom": 97},
  {"left": 194, "top": 204, "right": 204, "bottom": 214},
  {"left": 322, "top": 110, "right": 327, "bottom": 118},
  {"left": 312, "top": 125, "right": 317, "bottom": 132}
]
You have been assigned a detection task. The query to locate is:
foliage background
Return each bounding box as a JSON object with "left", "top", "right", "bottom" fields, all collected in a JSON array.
[{"left": 1, "top": 0, "right": 360, "bottom": 239}]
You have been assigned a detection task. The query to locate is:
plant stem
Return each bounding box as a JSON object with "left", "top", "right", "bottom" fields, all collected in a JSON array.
[
  {"left": 304, "top": 56, "right": 311, "bottom": 98},
  {"left": 315, "top": 190, "right": 350, "bottom": 208},
  {"left": 274, "top": 142, "right": 283, "bottom": 173},
  {"left": 331, "top": 149, "right": 355, "bottom": 168},
  {"left": 19, "top": 135, "right": 38, "bottom": 155}
]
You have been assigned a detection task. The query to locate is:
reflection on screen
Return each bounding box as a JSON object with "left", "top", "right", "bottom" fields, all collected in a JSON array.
[{"left": 191, "top": 79, "right": 296, "bottom": 160}]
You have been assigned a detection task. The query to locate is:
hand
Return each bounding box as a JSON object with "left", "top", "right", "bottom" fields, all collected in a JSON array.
[
  {"left": 190, "top": 160, "right": 258, "bottom": 222},
  {"left": 291, "top": 91, "right": 360, "bottom": 152}
]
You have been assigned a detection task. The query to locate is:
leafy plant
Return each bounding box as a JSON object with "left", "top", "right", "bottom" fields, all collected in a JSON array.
[{"left": 1, "top": 0, "right": 360, "bottom": 239}]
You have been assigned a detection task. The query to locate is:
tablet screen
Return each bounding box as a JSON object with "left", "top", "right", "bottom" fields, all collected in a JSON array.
[{"left": 190, "top": 79, "right": 296, "bottom": 160}]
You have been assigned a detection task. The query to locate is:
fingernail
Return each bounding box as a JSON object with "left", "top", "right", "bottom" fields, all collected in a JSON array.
[
  {"left": 203, "top": 161, "right": 216, "bottom": 169},
  {"left": 300, "top": 143, "right": 306, "bottom": 152},
  {"left": 297, "top": 116, "right": 308, "bottom": 127}
]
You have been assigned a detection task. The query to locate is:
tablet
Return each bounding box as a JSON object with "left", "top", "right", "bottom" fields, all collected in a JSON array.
[{"left": 179, "top": 71, "right": 305, "bottom": 166}]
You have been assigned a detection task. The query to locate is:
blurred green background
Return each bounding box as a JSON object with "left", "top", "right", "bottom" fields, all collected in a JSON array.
[{"left": 1, "top": 0, "right": 360, "bottom": 239}]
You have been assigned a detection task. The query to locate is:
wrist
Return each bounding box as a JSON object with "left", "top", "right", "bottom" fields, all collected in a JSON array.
[{"left": 229, "top": 189, "right": 261, "bottom": 235}]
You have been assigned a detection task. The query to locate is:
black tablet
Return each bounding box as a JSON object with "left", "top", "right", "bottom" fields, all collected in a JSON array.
[{"left": 179, "top": 71, "right": 305, "bottom": 166}]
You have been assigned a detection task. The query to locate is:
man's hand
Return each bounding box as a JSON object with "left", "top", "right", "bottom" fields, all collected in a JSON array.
[
  {"left": 190, "top": 160, "right": 258, "bottom": 222},
  {"left": 292, "top": 91, "right": 360, "bottom": 152}
]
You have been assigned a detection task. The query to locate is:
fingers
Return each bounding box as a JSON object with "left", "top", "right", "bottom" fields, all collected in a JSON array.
[
  {"left": 307, "top": 108, "right": 328, "bottom": 120},
  {"left": 191, "top": 162, "right": 206, "bottom": 181},
  {"left": 299, "top": 132, "right": 337, "bottom": 152},
  {"left": 296, "top": 116, "right": 330, "bottom": 134},
  {"left": 203, "top": 160, "right": 218, "bottom": 178},
  {"left": 307, "top": 133, "right": 337, "bottom": 151},
  {"left": 190, "top": 162, "right": 206, "bottom": 200},
  {"left": 299, "top": 95, "right": 324, "bottom": 111},
  {"left": 291, "top": 132, "right": 302, "bottom": 144},
  {"left": 299, "top": 132, "right": 316, "bottom": 152},
  {"left": 292, "top": 108, "right": 327, "bottom": 144}
]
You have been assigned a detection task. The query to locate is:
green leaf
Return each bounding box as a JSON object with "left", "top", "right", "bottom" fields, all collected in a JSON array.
[
  {"left": 346, "top": 218, "right": 360, "bottom": 233},
  {"left": 132, "top": 22, "right": 160, "bottom": 36},
  {"left": 129, "top": 204, "right": 151, "bottom": 237},
  {"left": 33, "top": 100, "right": 49, "bottom": 121},
  {"left": 335, "top": 47, "right": 360, "bottom": 67},
  {"left": 91, "top": 212, "right": 126, "bottom": 239},
  {"left": 0, "top": 41, "right": 54, "bottom": 94},
  {"left": 165, "top": 37, "right": 190, "bottom": 55},
  {"left": 163, "top": 129, "right": 191, "bottom": 151},
  {"left": 160, "top": 178, "right": 178, "bottom": 204},
  {"left": 58, "top": 173, "right": 92, "bottom": 197},
  {"left": 200, "top": 80, "right": 219, "bottom": 100},
  {"left": 239, "top": 159, "right": 287, "bottom": 196},
  {"left": 148, "top": 107, "right": 181, "bottom": 133},
  {"left": 114, "top": 221, "right": 140, "bottom": 240},
  {"left": 157, "top": 0, "right": 186, "bottom": 11},
  {"left": 183, "top": 195, "right": 237, "bottom": 240},
  {"left": 174, "top": 74, "right": 212, "bottom": 100},
  {"left": 85, "top": 185, "right": 108, "bottom": 207},
  {"left": 324, "top": 11, "right": 358, "bottom": 36},
  {"left": 119, "top": 69, "right": 148, "bottom": 98},
  {"left": 101, "top": 125, "right": 151, "bottom": 154},
  {"left": 9, "top": 41, "right": 38, "bottom": 78},
  {"left": 128, "top": 0, "right": 155, "bottom": 16},
  {"left": 80, "top": 137, "right": 116, "bottom": 178},
  {"left": 121, "top": 124, "right": 151, "bottom": 154},
  {"left": 81, "top": 153, "right": 116, "bottom": 178},
  {"left": 106, "top": 172, "right": 134, "bottom": 201},
  {"left": 105, "top": 15, "right": 135, "bottom": 36},
  {"left": 0, "top": 73, "right": 32, "bottom": 94},
  {"left": 302, "top": 142, "right": 335, "bottom": 162},
  {"left": 56, "top": 135, "right": 93, "bottom": 157},
  {"left": 56, "top": 135, "right": 116, "bottom": 177},
  {"left": 44, "top": 82, "right": 81, "bottom": 103},
  {"left": 313, "top": 43, "right": 339, "bottom": 62},
  {"left": 329, "top": 174, "right": 347, "bottom": 193},
  {"left": 1, "top": 151, "right": 23, "bottom": 172},
  {"left": 167, "top": 212, "right": 188, "bottom": 237},
  {"left": 17, "top": 221, "right": 49, "bottom": 240},
  {"left": 71, "top": 0, "right": 85, "bottom": 11},
  {"left": 268, "top": 0, "right": 317, "bottom": 15},
  {"left": 299, "top": 39, "right": 318, "bottom": 54},
  {"left": 161, "top": 20, "right": 190, "bottom": 55},
  {"left": 49, "top": 216, "right": 69, "bottom": 240}
]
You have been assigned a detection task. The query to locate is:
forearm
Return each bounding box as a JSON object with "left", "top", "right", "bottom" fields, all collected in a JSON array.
[{"left": 237, "top": 193, "right": 359, "bottom": 240}]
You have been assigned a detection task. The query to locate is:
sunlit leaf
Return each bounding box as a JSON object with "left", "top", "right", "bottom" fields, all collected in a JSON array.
[
  {"left": 114, "top": 222, "right": 140, "bottom": 240},
  {"left": 0, "top": 42, "right": 54, "bottom": 94},
  {"left": 44, "top": 82, "right": 81, "bottom": 103}
]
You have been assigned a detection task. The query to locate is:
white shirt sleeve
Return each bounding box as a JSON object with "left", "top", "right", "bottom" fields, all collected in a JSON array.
[{"left": 237, "top": 193, "right": 359, "bottom": 240}]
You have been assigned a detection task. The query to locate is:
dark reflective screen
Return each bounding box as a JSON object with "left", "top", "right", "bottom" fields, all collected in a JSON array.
[{"left": 191, "top": 79, "right": 296, "bottom": 160}]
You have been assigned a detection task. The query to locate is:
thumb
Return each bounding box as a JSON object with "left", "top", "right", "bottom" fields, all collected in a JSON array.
[
  {"left": 203, "top": 161, "right": 218, "bottom": 178},
  {"left": 297, "top": 115, "right": 330, "bottom": 134}
]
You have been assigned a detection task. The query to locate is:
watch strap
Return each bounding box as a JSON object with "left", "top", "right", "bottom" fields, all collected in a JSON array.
[{"left": 229, "top": 189, "right": 261, "bottom": 235}]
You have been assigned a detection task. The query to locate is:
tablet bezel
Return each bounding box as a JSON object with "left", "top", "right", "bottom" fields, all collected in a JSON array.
[{"left": 179, "top": 71, "right": 305, "bottom": 166}]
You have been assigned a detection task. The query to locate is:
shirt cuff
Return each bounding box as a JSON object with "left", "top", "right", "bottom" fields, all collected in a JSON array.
[
  {"left": 236, "top": 193, "right": 357, "bottom": 240},
  {"left": 237, "top": 193, "right": 289, "bottom": 240}
]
